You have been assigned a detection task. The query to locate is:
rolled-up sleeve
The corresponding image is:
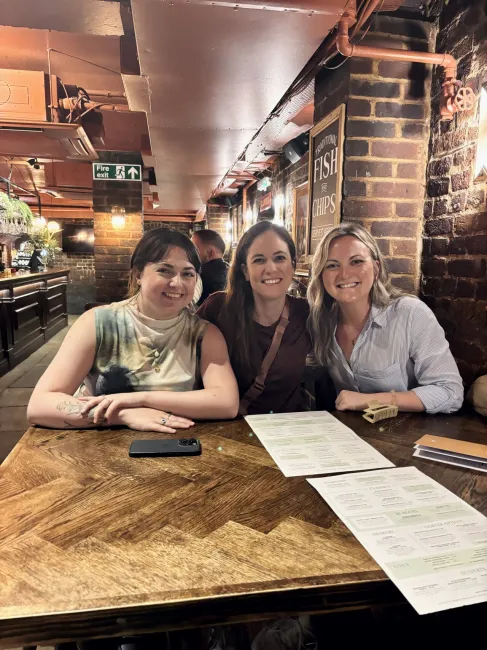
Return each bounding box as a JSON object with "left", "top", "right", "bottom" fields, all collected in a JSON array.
[{"left": 408, "top": 301, "right": 464, "bottom": 414}]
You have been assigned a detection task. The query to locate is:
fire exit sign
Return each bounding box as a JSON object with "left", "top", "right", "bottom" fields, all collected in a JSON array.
[{"left": 93, "top": 163, "right": 142, "bottom": 181}]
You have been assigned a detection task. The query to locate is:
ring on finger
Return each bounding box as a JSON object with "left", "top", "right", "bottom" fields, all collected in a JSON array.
[{"left": 161, "top": 417, "right": 167, "bottom": 425}]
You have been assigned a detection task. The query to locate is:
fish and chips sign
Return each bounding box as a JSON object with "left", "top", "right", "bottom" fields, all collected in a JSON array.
[{"left": 307, "top": 104, "right": 345, "bottom": 255}]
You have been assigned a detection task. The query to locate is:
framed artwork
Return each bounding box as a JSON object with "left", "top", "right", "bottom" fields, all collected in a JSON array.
[
  {"left": 307, "top": 103, "right": 345, "bottom": 256},
  {"left": 292, "top": 182, "right": 309, "bottom": 273}
]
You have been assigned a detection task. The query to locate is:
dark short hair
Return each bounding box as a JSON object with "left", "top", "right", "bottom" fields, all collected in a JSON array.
[
  {"left": 193, "top": 229, "right": 226, "bottom": 255},
  {"left": 128, "top": 227, "right": 201, "bottom": 296}
]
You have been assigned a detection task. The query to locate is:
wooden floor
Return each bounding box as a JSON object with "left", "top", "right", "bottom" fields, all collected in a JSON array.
[{"left": 0, "top": 318, "right": 75, "bottom": 463}]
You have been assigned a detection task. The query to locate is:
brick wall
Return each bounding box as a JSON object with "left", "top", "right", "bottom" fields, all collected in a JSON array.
[
  {"left": 422, "top": 0, "right": 487, "bottom": 385},
  {"left": 51, "top": 219, "right": 95, "bottom": 314},
  {"left": 206, "top": 204, "right": 230, "bottom": 241},
  {"left": 144, "top": 220, "right": 193, "bottom": 237},
  {"left": 93, "top": 152, "right": 143, "bottom": 303},
  {"left": 314, "top": 16, "right": 433, "bottom": 292}
]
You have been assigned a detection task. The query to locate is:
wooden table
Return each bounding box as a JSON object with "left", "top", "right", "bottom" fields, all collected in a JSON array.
[{"left": 0, "top": 411, "right": 486, "bottom": 646}]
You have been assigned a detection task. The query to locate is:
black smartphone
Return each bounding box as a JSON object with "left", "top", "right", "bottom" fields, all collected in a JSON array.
[{"left": 129, "top": 438, "right": 202, "bottom": 458}]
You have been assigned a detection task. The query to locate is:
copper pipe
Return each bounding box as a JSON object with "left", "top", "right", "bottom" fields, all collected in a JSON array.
[
  {"left": 82, "top": 101, "right": 130, "bottom": 113},
  {"left": 350, "top": 0, "right": 381, "bottom": 38},
  {"left": 337, "top": 16, "right": 457, "bottom": 79},
  {"left": 84, "top": 90, "right": 127, "bottom": 99}
]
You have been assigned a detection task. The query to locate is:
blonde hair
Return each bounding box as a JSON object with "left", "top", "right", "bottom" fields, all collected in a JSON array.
[{"left": 307, "top": 223, "right": 407, "bottom": 365}]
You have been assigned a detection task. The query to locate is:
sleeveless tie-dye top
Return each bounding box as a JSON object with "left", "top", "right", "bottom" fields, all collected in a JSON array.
[{"left": 82, "top": 299, "right": 208, "bottom": 396}]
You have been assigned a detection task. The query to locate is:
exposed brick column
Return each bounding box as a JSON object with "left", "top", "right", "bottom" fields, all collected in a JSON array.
[
  {"left": 93, "top": 152, "right": 143, "bottom": 303},
  {"left": 206, "top": 204, "right": 230, "bottom": 241},
  {"left": 314, "top": 16, "right": 433, "bottom": 293},
  {"left": 421, "top": 0, "right": 487, "bottom": 385}
]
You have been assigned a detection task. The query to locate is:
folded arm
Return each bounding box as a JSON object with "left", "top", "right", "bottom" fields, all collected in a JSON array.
[
  {"left": 27, "top": 310, "right": 102, "bottom": 428},
  {"left": 408, "top": 301, "right": 464, "bottom": 414},
  {"left": 82, "top": 323, "right": 239, "bottom": 423}
]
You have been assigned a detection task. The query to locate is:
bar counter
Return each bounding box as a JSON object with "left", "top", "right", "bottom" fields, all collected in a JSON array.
[{"left": 0, "top": 269, "right": 70, "bottom": 376}]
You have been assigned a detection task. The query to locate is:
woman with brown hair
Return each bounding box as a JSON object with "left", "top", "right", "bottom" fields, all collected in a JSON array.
[
  {"left": 307, "top": 222, "right": 463, "bottom": 414},
  {"left": 197, "top": 220, "right": 311, "bottom": 415},
  {"left": 28, "top": 228, "right": 239, "bottom": 431}
]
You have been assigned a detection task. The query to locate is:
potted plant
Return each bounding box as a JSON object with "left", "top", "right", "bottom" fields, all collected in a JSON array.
[
  {"left": 0, "top": 192, "right": 34, "bottom": 242},
  {"left": 29, "top": 221, "right": 62, "bottom": 267}
]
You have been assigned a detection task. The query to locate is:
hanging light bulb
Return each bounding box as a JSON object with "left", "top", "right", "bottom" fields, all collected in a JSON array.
[{"left": 33, "top": 216, "right": 47, "bottom": 228}]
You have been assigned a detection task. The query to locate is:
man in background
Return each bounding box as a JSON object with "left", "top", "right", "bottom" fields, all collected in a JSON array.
[{"left": 191, "top": 229, "right": 229, "bottom": 305}]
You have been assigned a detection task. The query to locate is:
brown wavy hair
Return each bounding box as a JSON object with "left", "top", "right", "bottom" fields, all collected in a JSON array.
[
  {"left": 222, "top": 221, "right": 296, "bottom": 374},
  {"left": 128, "top": 227, "right": 201, "bottom": 297}
]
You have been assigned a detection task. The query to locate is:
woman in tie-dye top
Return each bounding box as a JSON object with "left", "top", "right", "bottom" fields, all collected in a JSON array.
[{"left": 28, "top": 228, "right": 239, "bottom": 433}]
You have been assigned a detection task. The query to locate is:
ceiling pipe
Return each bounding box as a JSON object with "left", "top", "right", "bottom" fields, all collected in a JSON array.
[
  {"left": 337, "top": 5, "right": 457, "bottom": 80},
  {"left": 350, "top": 0, "right": 381, "bottom": 39}
]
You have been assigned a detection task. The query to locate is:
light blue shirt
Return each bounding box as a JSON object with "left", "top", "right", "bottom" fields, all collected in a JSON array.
[{"left": 329, "top": 296, "right": 464, "bottom": 414}]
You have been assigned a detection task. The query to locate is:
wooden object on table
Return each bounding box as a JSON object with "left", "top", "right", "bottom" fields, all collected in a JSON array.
[
  {"left": 0, "top": 269, "right": 69, "bottom": 376},
  {"left": 0, "top": 412, "right": 486, "bottom": 646}
]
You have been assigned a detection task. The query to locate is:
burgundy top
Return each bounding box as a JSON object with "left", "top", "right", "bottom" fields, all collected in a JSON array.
[{"left": 197, "top": 292, "right": 311, "bottom": 415}]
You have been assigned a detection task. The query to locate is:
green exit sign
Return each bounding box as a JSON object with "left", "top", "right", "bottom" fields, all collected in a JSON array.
[{"left": 93, "top": 163, "right": 142, "bottom": 181}]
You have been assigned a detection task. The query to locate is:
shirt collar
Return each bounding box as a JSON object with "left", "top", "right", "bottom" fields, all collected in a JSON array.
[
  {"left": 370, "top": 303, "right": 389, "bottom": 327},
  {"left": 330, "top": 302, "right": 389, "bottom": 337}
]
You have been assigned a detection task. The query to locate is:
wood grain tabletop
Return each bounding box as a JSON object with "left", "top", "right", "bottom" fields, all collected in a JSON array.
[{"left": 0, "top": 411, "right": 485, "bottom": 646}]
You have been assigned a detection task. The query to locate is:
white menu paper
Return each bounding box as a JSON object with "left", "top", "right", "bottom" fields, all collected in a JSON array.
[
  {"left": 308, "top": 467, "right": 487, "bottom": 614},
  {"left": 244, "top": 411, "right": 394, "bottom": 477}
]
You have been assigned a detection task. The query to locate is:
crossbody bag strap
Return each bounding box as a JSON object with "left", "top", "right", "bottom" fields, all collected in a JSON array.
[{"left": 239, "top": 299, "right": 290, "bottom": 416}]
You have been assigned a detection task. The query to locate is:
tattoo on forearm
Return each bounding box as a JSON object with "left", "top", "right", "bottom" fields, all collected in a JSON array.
[{"left": 56, "top": 401, "right": 95, "bottom": 422}]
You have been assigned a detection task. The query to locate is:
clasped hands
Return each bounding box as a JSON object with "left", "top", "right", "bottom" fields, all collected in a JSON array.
[{"left": 78, "top": 392, "right": 194, "bottom": 433}]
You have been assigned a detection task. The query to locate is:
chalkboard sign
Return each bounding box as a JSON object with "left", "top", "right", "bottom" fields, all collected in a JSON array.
[{"left": 307, "top": 104, "right": 345, "bottom": 256}]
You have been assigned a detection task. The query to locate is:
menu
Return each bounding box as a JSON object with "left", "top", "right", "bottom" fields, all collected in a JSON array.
[
  {"left": 308, "top": 467, "right": 487, "bottom": 614},
  {"left": 244, "top": 411, "right": 394, "bottom": 477}
]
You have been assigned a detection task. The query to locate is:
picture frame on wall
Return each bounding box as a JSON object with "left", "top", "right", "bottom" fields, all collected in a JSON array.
[
  {"left": 307, "top": 103, "right": 345, "bottom": 257},
  {"left": 292, "top": 182, "right": 309, "bottom": 274}
]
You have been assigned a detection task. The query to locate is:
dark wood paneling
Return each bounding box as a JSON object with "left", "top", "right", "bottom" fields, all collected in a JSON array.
[
  {"left": 9, "top": 286, "right": 44, "bottom": 366},
  {"left": 45, "top": 276, "right": 69, "bottom": 340},
  {"left": 0, "top": 270, "right": 69, "bottom": 375}
]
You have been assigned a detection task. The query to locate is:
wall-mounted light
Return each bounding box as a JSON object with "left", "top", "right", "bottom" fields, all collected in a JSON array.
[
  {"left": 47, "top": 220, "right": 60, "bottom": 232},
  {"left": 244, "top": 209, "right": 254, "bottom": 232},
  {"left": 225, "top": 219, "right": 233, "bottom": 244},
  {"left": 475, "top": 84, "right": 487, "bottom": 181},
  {"left": 111, "top": 205, "right": 126, "bottom": 229},
  {"left": 273, "top": 194, "right": 285, "bottom": 226}
]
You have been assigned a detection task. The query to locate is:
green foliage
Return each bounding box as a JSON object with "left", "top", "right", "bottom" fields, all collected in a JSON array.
[
  {"left": 12, "top": 199, "right": 34, "bottom": 224},
  {"left": 0, "top": 192, "right": 34, "bottom": 225}
]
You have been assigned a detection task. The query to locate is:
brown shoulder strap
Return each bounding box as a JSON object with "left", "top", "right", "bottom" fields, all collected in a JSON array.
[{"left": 239, "top": 299, "right": 290, "bottom": 416}]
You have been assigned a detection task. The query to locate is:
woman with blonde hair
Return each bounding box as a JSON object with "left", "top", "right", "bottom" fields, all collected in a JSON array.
[
  {"left": 307, "top": 222, "right": 463, "bottom": 414},
  {"left": 28, "top": 227, "right": 239, "bottom": 431}
]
